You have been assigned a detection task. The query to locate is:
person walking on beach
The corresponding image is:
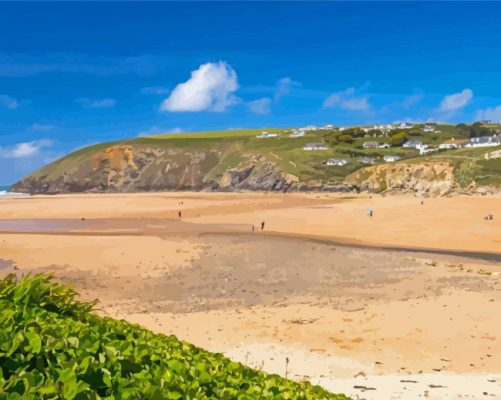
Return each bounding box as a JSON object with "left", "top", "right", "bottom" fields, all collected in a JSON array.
[
  {"left": 261, "top": 221, "right": 265, "bottom": 230},
  {"left": 367, "top": 208, "right": 374, "bottom": 217},
  {"left": 178, "top": 210, "right": 182, "bottom": 219}
]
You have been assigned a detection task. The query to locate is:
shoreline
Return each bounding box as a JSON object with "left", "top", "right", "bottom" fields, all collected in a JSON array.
[{"left": 0, "top": 216, "right": 500, "bottom": 263}]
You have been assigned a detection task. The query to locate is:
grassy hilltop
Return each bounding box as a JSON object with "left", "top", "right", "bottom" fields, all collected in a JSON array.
[
  {"left": 11, "top": 123, "right": 501, "bottom": 195},
  {"left": 0, "top": 274, "right": 350, "bottom": 400}
]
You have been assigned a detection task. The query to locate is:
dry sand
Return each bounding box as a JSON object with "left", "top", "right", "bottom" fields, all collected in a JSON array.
[{"left": 0, "top": 192, "right": 500, "bottom": 399}]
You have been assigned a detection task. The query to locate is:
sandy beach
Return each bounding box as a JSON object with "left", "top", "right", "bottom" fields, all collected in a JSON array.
[{"left": 0, "top": 192, "right": 500, "bottom": 399}]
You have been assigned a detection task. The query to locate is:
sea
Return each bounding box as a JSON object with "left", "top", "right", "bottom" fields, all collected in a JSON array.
[{"left": 0, "top": 185, "right": 23, "bottom": 197}]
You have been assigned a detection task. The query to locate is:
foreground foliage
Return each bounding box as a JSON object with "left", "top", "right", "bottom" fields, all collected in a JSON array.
[{"left": 0, "top": 274, "right": 350, "bottom": 400}]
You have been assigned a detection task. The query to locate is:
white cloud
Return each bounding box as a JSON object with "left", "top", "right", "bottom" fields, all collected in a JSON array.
[
  {"left": 439, "top": 88, "right": 473, "bottom": 111},
  {"left": 0, "top": 139, "right": 54, "bottom": 159},
  {"left": 31, "top": 124, "right": 56, "bottom": 132},
  {"left": 475, "top": 105, "right": 501, "bottom": 122},
  {"left": 160, "top": 61, "right": 238, "bottom": 112},
  {"left": 273, "top": 77, "right": 300, "bottom": 102},
  {"left": 141, "top": 86, "right": 170, "bottom": 95},
  {"left": 0, "top": 94, "right": 19, "bottom": 109},
  {"left": 401, "top": 93, "right": 423, "bottom": 108},
  {"left": 323, "top": 87, "right": 370, "bottom": 111},
  {"left": 75, "top": 97, "right": 116, "bottom": 108},
  {"left": 248, "top": 97, "right": 271, "bottom": 115},
  {"left": 137, "top": 126, "right": 183, "bottom": 137}
]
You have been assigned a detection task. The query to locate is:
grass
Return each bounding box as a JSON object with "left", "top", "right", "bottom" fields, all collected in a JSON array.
[
  {"left": 0, "top": 273, "right": 351, "bottom": 400},
  {"left": 148, "top": 128, "right": 288, "bottom": 140},
  {"left": 17, "top": 123, "right": 501, "bottom": 189}
]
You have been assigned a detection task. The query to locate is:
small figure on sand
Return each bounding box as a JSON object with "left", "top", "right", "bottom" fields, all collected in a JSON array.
[
  {"left": 251, "top": 225, "right": 255, "bottom": 232},
  {"left": 178, "top": 211, "right": 182, "bottom": 219},
  {"left": 261, "top": 221, "right": 265, "bottom": 230},
  {"left": 484, "top": 214, "right": 494, "bottom": 221},
  {"left": 367, "top": 208, "right": 374, "bottom": 217}
]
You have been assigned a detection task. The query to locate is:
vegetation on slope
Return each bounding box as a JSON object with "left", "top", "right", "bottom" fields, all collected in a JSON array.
[
  {"left": 0, "top": 274, "right": 350, "bottom": 400},
  {"left": 11, "top": 123, "right": 501, "bottom": 193}
]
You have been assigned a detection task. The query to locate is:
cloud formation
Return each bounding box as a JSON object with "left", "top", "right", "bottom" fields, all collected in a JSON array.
[
  {"left": 248, "top": 98, "right": 271, "bottom": 115},
  {"left": 75, "top": 97, "right": 116, "bottom": 108},
  {"left": 439, "top": 89, "right": 473, "bottom": 111},
  {"left": 31, "top": 124, "right": 56, "bottom": 132},
  {"left": 476, "top": 105, "right": 501, "bottom": 122},
  {"left": 323, "top": 87, "right": 370, "bottom": 111},
  {"left": 0, "top": 139, "right": 54, "bottom": 159},
  {"left": 161, "top": 61, "right": 238, "bottom": 112},
  {"left": 0, "top": 53, "right": 160, "bottom": 77},
  {"left": 273, "top": 77, "right": 300, "bottom": 102},
  {"left": 137, "top": 126, "right": 183, "bottom": 136},
  {"left": 141, "top": 86, "right": 170, "bottom": 95},
  {"left": 0, "top": 94, "right": 19, "bottom": 109}
]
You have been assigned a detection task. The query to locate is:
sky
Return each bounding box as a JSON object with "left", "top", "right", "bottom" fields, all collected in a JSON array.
[{"left": 2, "top": 2, "right": 501, "bottom": 184}]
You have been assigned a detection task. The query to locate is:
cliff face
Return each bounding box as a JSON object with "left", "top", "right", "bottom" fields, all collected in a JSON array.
[
  {"left": 11, "top": 141, "right": 498, "bottom": 196},
  {"left": 11, "top": 143, "right": 325, "bottom": 194},
  {"left": 346, "top": 161, "right": 499, "bottom": 196}
]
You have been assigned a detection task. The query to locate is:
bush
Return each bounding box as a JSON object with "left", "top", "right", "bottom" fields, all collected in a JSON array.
[
  {"left": 338, "top": 134, "right": 354, "bottom": 144},
  {"left": 391, "top": 132, "right": 408, "bottom": 146},
  {"left": 0, "top": 274, "right": 351, "bottom": 400}
]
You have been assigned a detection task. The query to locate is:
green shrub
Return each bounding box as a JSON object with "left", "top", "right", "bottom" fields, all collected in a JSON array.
[
  {"left": 390, "top": 132, "right": 408, "bottom": 146},
  {"left": 0, "top": 274, "right": 351, "bottom": 400}
]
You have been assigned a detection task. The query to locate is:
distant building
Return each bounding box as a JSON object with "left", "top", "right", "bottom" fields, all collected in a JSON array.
[
  {"left": 397, "top": 122, "right": 414, "bottom": 129},
  {"left": 418, "top": 145, "right": 438, "bottom": 155},
  {"left": 290, "top": 130, "right": 305, "bottom": 138},
  {"left": 439, "top": 138, "right": 466, "bottom": 149},
  {"left": 363, "top": 141, "right": 390, "bottom": 149},
  {"left": 423, "top": 124, "right": 437, "bottom": 132},
  {"left": 465, "top": 135, "right": 501, "bottom": 148},
  {"left": 256, "top": 131, "right": 278, "bottom": 139},
  {"left": 326, "top": 158, "right": 348, "bottom": 166},
  {"left": 303, "top": 142, "right": 328, "bottom": 151},
  {"left": 383, "top": 155, "right": 401, "bottom": 162},
  {"left": 358, "top": 156, "right": 376, "bottom": 164},
  {"left": 363, "top": 141, "right": 379, "bottom": 149},
  {"left": 301, "top": 125, "right": 318, "bottom": 131},
  {"left": 403, "top": 139, "right": 423, "bottom": 148}
]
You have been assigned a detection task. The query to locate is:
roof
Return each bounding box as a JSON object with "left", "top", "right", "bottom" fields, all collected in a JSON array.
[
  {"left": 442, "top": 139, "right": 466, "bottom": 145},
  {"left": 468, "top": 135, "right": 501, "bottom": 144},
  {"left": 304, "top": 142, "right": 326, "bottom": 146}
]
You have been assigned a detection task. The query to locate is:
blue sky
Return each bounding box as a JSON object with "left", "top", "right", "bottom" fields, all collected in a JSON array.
[{"left": 2, "top": 2, "right": 501, "bottom": 184}]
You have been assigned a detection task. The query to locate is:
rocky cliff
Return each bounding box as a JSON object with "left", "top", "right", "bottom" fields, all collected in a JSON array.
[
  {"left": 11, "top": 143, "right": 339, "bottom": 194},
  {"left": 11, "top": 138, "right": 499, "bottom": 196},
  {"left": 346, "top": 161, "right": 499, "bottom": 196}
]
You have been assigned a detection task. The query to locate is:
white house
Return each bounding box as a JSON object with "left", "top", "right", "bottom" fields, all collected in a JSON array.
[
  {"left": 403, "top": 139, "right": 423, "bottom": 148},
  {"left": 256, "top": 131, "right": 278, "bottom": 139},
  {"left": 397, "top": 122, "right": 414, "bottom": 129},
  {"left": 423, "top": 124, "right": 437, "bottom": 132},
  {"left": 465, "top": 135, "right": 501, "bottom": 148},
  {"left": 383, "top": 155, "right": 401, "bottom": 162},
  {"left": 439, "top": 138, "right": 466, "bottom": 149},
  {"left": 363, "top": 141, "right": 379, "bottom": 149},
  {"left": 358, "top": 156, "right": 375, "bottom": 164},
  {"left": 301, "top": 125, "right": 318, "bottom": 131},
  {"left": 303, "top": 143, "right": 328, "bottom": 151},
  {"left": 363, "top": 141, "right": 391, "bottom": 149},
  {"left": 418, "top": 145, "right": 438, "bottom": 155},
  {"left": 326, "top": 158, "right": 348, "bottom": 166},
  {"left": 290, "top": 130, "right": 305, "bottom": 138}
]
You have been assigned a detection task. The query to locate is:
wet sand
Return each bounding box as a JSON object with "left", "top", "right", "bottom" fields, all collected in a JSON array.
[{"left": 0, "top": 192, "right": 500, "bottom": 399}]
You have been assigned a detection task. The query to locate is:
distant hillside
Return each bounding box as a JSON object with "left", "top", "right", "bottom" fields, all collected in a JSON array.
[{"left": 11, "top": 124, "right": 501, "bottom": 196}]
